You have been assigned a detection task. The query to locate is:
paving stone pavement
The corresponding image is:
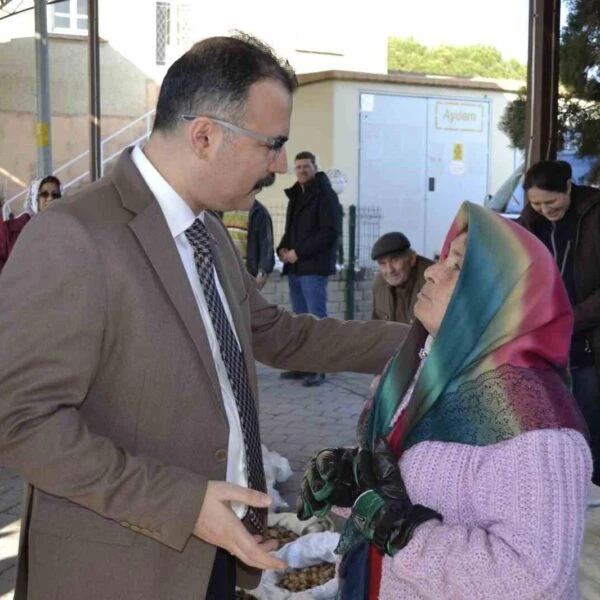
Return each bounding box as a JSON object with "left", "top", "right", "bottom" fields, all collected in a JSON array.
[
  {"left": 0, "top": 364, "right": 597, "bottom": 598},
  {"left": 258, "top": 365, "right": 372, "bottom": 511}
]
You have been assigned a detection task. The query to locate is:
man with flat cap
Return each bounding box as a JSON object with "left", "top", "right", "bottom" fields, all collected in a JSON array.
[{"left": 370, "top": 232, "right": 433, "bottom": 325}]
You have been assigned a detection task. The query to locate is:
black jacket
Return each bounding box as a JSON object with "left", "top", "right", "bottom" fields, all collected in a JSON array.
[
  {"left": 520, "top": 184, "right": 600, "bottom": 373},
  {"left": 246, "top": 200, "right": 275, "bottom": 277},
  {"left": 277, "top": 172, "right": 341, "bottom": 276}
]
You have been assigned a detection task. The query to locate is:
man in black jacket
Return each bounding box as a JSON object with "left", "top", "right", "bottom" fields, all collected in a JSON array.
[{"left": 277, "top": 151, "right": 341, "bottom": 386}]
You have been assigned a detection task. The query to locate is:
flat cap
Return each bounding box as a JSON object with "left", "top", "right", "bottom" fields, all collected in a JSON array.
[{"left": 371, "top": 232, "right": 411, "bottom": 260}]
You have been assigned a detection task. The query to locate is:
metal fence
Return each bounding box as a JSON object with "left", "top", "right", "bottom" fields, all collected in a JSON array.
[
  {"left": 352, "top": 205, "right": 382, "bottom": 267},
  {"left": 268, "top": 203, "right": 382, "bottom": 269}
]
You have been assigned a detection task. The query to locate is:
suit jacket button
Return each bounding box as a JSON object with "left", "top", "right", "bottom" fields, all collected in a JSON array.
[{"left": 215, "top": 449, "right": 227, "bottom": 462}]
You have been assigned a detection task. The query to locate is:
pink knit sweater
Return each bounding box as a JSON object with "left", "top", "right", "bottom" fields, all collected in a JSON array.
[{"left": 378, "top": 429, "right": 591, "bottom": 599}]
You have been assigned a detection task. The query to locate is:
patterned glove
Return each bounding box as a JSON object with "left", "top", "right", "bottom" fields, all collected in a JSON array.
[
  {"left": 296, "top": 447, "right": 360, "bottom": 520},
  {"left": 349, "top": 437, "right": 442, "bottom": 556}
]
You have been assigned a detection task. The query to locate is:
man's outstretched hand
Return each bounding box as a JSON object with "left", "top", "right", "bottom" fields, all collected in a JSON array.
[{"left": 194, "top": 481, "right": 287, "bottom": 571}]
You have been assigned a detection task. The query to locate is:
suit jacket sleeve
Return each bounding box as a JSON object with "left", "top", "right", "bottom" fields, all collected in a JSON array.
[
  {"left": 245, "top": 270, "right": 408, "bottom": 374},
  {"left": 0, "top": 210, "right": 206, "bottom": 552}
]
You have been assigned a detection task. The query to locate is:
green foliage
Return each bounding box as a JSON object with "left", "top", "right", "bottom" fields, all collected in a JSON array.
[
  {"left": 498, "top": 87, "right": 528, "bottom": 149},
  {"left": 561, "top": 0, "right": 600, "bottom": 100},
  {"left": 387, "top": 37, "right": 527, "bottom": 79},
  {"left": 499, "top": 0, "right": 600, "bottom": 167}
]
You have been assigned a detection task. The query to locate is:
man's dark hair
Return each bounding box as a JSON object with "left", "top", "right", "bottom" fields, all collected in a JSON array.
[
  {"left": 153, "top": 32, "right": 297, "bottom": 132},
  {"left": 295, "top": 151, "right": 316, "bottom": 165},
  {"left": 38, "top": 175, "right": 62, "bottom": 190},
  {"left": 523, "top": 160, "right": 572, "bottom": 193}
]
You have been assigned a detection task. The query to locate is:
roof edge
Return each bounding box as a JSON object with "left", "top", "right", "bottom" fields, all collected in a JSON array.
[{"left": 297, "top": 70, "right": 524, "bottom": 93}]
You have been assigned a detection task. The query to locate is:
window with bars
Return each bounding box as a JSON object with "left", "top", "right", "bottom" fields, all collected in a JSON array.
[
  {"left": 155, "top": 1, "right": 192, "bottom": 66},
  {"left": 51, "top": 0, "right": 88, "bottom": 34},
  {"left": 155, "top": 1, "right": 170, "bottom": 66}
]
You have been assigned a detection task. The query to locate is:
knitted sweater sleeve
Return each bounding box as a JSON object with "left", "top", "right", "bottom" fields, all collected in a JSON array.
[{"left": 380, "top": 429, "right": 592, "bottom": 600}]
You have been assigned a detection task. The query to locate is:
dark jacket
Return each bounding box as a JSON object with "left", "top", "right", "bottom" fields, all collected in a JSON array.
[
  {"left": 372, "top": 254, "right": 433, "bottom": 324},
  {"left": 520, "top": 184, "right": 600, "bottom": 373},
  {"left": 0, "top": 213, "right": 31, "bottom": 276},
  {"left": 246, "top": 200, "right": 275, "bottom": 277},
  {"left": 277, "top": 172, "right": 341, "bottom": 276}
]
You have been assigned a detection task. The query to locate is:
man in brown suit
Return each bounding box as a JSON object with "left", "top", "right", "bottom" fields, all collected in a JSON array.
[{"left": 0, "top": 35, "right": 405, "bottom": 599}]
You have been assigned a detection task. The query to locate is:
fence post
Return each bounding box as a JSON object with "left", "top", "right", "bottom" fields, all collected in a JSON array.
[{"left": 345, "top": 204, "right": 356, "bottom": 320}]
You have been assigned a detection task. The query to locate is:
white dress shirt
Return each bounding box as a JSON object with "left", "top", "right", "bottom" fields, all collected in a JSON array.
[{"left": 131, "top": 145, "right": 248, "bottom": 517}]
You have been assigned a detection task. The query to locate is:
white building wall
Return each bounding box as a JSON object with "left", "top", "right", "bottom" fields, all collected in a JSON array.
[{"left": 0, "top": 0, "right": 388, "bottom": 80}]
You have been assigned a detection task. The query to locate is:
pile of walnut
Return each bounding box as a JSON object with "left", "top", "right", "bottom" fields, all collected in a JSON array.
[
  {"left": 278, "top": 563, "right": 336, "bottom": 592},
  {"left": 266, "top": 525, "right": 300, "bottom": 550}
]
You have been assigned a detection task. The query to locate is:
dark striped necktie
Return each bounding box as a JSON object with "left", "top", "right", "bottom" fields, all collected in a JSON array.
[{"left": 185, "top": 218, "right": 266, "bottom": 533}]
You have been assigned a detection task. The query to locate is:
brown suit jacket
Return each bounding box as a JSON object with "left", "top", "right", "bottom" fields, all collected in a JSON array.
[{"left": 0, "top": 150, "right": 406, "bottom": 600}]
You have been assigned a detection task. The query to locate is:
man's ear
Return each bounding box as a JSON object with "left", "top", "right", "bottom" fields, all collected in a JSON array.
[
  {"left": 187, "top": 117, "right": 221, "bottom": 160},
  {"left": 409, "top": 250, "right": 417, "bottom": 267}
]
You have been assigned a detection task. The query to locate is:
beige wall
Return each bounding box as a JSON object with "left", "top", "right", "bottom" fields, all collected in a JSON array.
[
  {"left": 257, "top": 81, "right": 336, "bottom": 215},
  {"left": 0, "top": 112, "right": 148, "bottom": 203},
  {"left": 0, "top": 33, "right": 157, "bottom": 203},
  {"left": 0, "top": 36, "right": 155, "bottom": 116}
]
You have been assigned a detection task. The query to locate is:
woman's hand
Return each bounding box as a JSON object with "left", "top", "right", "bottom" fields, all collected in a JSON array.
[
  {"left": 349, "top": 437, "right": 442, "bottom": 556},
  {"left": 296, "top": 447, "right": 360, "bottom": 519}
]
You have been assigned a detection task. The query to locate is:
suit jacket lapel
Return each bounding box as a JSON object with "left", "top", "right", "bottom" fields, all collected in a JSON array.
[{"left": 112, "top": 150, "right": 226, "bottom": 421}]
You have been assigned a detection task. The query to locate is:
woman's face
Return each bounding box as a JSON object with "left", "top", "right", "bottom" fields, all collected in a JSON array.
[
  {"left": 414, "top": 232, "right": 467, "bottom": 336},
  {"left": 37, "top": 181, "right": 61, "bottom": 211},
  {"left": 527, "top": 183, "right": 571, "bottom": 221}
]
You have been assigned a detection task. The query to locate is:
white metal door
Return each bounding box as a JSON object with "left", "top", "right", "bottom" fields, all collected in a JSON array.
[
  {"left": 358, "top": 93, "right": 428, "bottom": 257},
  {"left": 424, "top": 99, "right": 490, "bottom": 258}
]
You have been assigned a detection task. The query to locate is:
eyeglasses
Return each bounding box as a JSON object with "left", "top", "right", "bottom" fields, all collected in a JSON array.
[
  {"left": 38, "top": 191, "right": 61, "bottom": 199},
  {"left": 181, "top": 115, "right": 288, "bottom": 154}
]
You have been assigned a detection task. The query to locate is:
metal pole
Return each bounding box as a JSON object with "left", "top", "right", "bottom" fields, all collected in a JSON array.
[
  {"left": 345, "top": 205, "right": 356, "bottom": 320},
  {"left": 34, "top": 0, "right": 53, "bottom": 178},
  {"left": 88, "top": 0, "right": 101, "bottom": 180},
  {"left": 524, "top": 0, "right": 560, "bottom": 168}
]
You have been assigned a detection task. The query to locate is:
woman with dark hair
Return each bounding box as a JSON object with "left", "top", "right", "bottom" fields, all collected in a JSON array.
[
  {"left": 0, "top": 175, "right": 62, "bottom": 275},
  {"left": 297, "top": 202, "right": 591, "bottom": 599},
  {"left": 520, "top": 159, "right": 600, "bottom": 487},
  {"left": 36, "top": 174, "right": 62, "bottom": 212}
]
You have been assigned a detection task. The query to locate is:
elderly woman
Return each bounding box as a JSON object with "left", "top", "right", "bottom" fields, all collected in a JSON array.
[{"left": 298, "top": 202, "right": 591, "bottom": 599}]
